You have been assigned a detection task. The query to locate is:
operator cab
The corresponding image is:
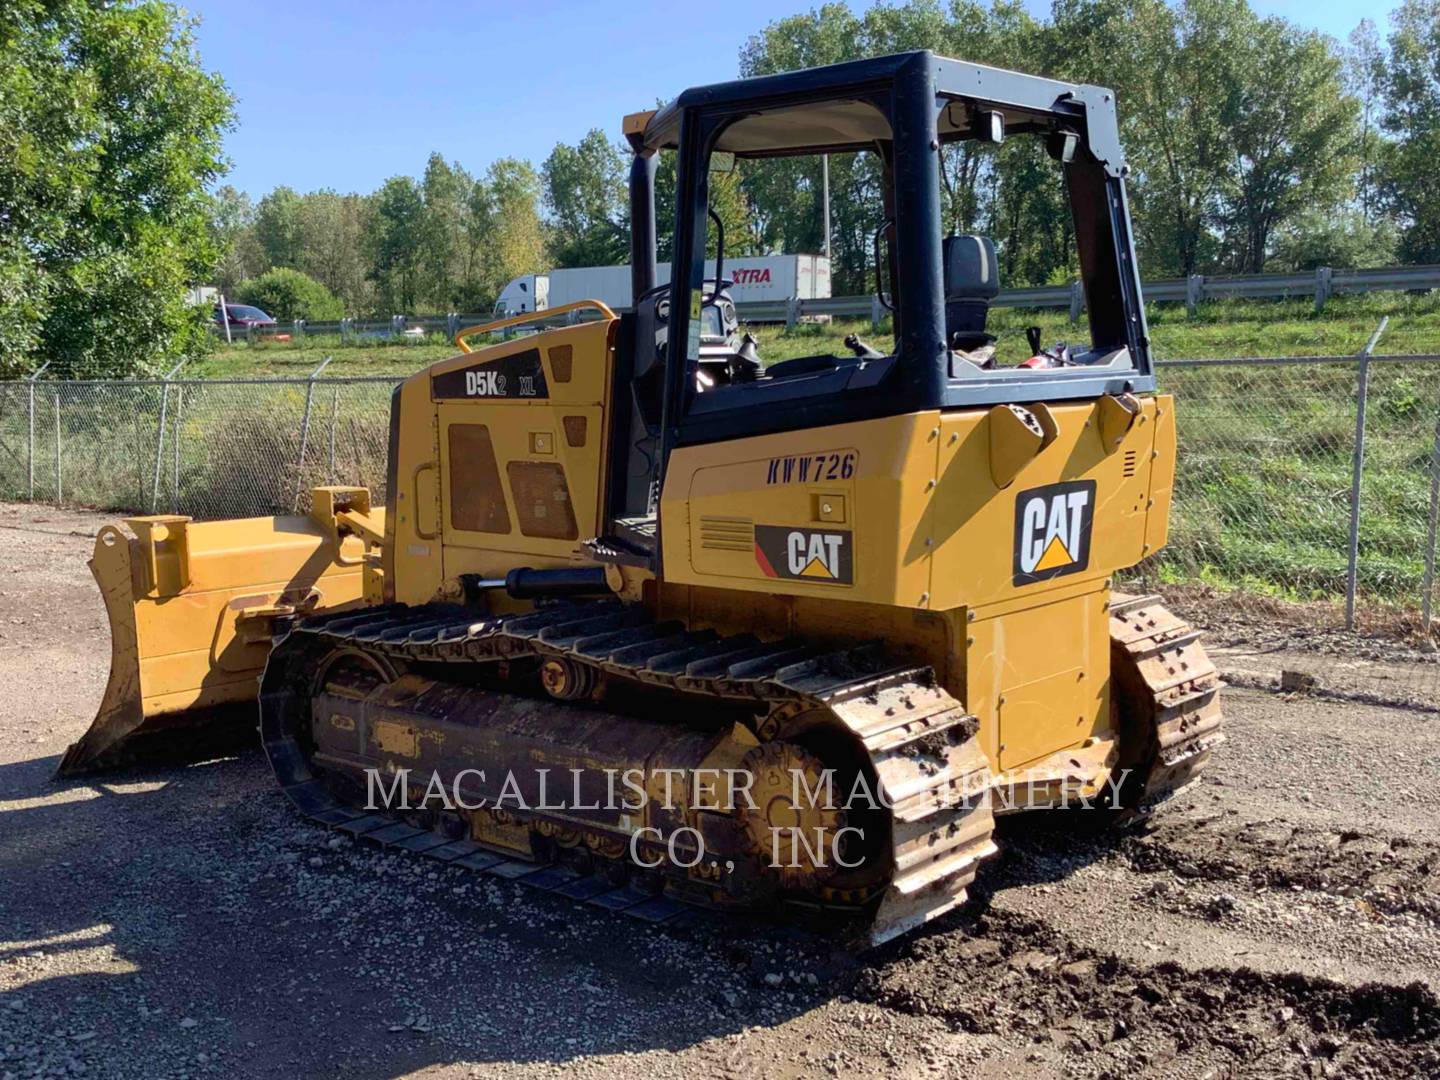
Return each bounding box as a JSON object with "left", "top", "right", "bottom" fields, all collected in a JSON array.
[
  {"left": 633, "top": 278, "right": 754, "bottom": 412},
  {"left": 600, "top": 50, "right": 1153, "bottom": 564}
]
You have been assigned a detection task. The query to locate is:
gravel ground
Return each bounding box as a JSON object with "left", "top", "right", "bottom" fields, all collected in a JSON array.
[
  {"left": 1, "top": 503, "right": 1437, "bottom": 1079},
  {"left": 1161, "top": 586, "right": 1440, "bottom": 713}
]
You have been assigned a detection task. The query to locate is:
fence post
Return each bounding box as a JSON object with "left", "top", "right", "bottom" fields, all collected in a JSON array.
[
  {"left": 150, "top": 358, "right": 187, "bottom": 512},
  {"left": 1068, "top": 281, "right": 1083, "bottom": 324},
  {"left": 292, "top": 356, "right": 334, "bottom": 511},
  {"left": 327, "top": 387, "right": 339, "bottom": 484},
  {"left": 1422, "top": 400, "right": 1440, "bottom": 647},
  {"left": 870, "top": 294, "right": 883, "bottom": 329},
  {"left": 172, "top": 385, "right": 183, "bottom": 513},
  {"left": 447, "top": 312, "right": 458, "bottom": 340},
  {"left": 1314, "top": 267, "right": 1332, "bottom": 314},
  {"left": 53, "top": 390, "right": 62, "bottom": 503},
  {"left": 785, "top": 296, "right": 800, "bottom": 329},
  {"left": 151, "top": 383, "right": 168, "bottom": 511},
  {"left": 25, "top": 360, "right": 51, "bottom": 500},
  {"left": 1345, "top": 317, "right": 1389, "bottom": 630},
  {"left": 294, "top": 318, "right": 305, "bottom": 343}
]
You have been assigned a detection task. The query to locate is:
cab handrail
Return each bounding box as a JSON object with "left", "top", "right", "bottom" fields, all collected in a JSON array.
[{"left": 454, "top": 300, "right": 617, "bottom": 353}]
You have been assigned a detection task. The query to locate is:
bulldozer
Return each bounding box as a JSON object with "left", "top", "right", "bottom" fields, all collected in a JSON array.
[{"left": 59, "top": 51, "right": 1222, "bottom": 944}]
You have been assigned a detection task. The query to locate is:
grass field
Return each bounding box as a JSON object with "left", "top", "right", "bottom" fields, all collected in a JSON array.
[{"left": 193, "top": 292, "right": 1440, "bottom": 378}]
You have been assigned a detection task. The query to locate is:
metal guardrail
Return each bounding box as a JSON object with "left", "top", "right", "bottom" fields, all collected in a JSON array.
[
  {"left": 759, "top": 264, "right": 1440, "bottom": 327},
  {"left": 213, "top": 263, "right": 1440, "bottom": 342}
]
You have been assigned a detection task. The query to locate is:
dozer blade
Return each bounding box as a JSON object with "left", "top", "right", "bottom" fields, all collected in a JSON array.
[{"left": 57, "top": 505, "right": 378, "bottom": 776}]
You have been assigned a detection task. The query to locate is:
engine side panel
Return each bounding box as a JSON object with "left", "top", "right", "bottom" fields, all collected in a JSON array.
[
  {"left": 385, "top": 318, "right": 618, "bottom": 606},
  {"left": 659, "top": 394, "right": 1175, "bottom": 777},
  {"left": 659, "top": 394, "right": 1172, "bottom": 613},
  {"left": 660, "top": 412, "right": 940, "bottom": 609}
]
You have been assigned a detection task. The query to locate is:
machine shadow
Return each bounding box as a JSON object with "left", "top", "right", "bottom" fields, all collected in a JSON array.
[{"left": 0, "top": 752, "right": 855, "bottom": 1077}]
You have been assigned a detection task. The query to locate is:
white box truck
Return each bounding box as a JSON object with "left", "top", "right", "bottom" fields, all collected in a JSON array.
[{"left": 493, "top": 255, "right": 830, "bottom": 317}]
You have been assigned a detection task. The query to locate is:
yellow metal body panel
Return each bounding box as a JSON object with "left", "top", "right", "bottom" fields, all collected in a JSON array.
[
  {"left": 965, "top": 581, "right": 1113, "bottom": 773},
  {"left": 661, "top": 413, "right": 939, "bottom": 608},
  {"left": 659, "top": 394, "right": 1172, "bottom": 612},
  {"left": 929, "top": 396, "right": 1163, "bottom": 610},
  {"left": 386, "top": 318, "right": 618, "bottom": 606},
  {"left": 658, "top": 393, "right": 1178, "bottom": 780},
  {"left": 386, "top": 368, "right": 445, "bottom": 604},
  {"left": 59, "top": 509, "right": 372, "bottom": 773}
]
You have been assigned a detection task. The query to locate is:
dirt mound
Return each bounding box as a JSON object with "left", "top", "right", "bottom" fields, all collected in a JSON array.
[{"left": 852, "top": 909, "right": 1440, "bottom": 1078}]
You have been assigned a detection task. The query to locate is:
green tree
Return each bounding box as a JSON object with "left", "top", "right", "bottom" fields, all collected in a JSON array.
[
  {"left": 1268, "top": 208, "right": 1398, "bottom": 269},
  {"left": 470, "top": 158, "right": 547, "bottom": 308},
  {"left": 237, "top": 267, "right": 343, "bottom": 322},
  {"left": 294, "top": 190, "right": 372, "bottom": 313},
  {"left": 1054, "top": 0, "right": 1358, "bottom": 275},
  {"left": 0, "top": 0, "right": 233, "bottom": 377},
  {"left": 1345, "top": 19, "right": 1389, "bottom": 225},
  {"left": 1052, "top": 0, "right": 1229, "bottom": 276},
  {"left": 210, "top": 185, "right": 265, "bottom": 298},
  {"left": 1218, "top": 14, "right": 1359, "bottom": 272},
  {"left": 253, "top": 186, "right": 302, "bottom": 270},
  {"left": 1379, "top": 0, "right": 1440, "bottom": 262},
  {"left": 367, "top": 176, "right": 425, "bottom": 313},
  {"left": 419, "top": 153, "right": 473, "bottom": 309},
  {"left": 542, "top": 129, "right": 629, "bottom": 266}
]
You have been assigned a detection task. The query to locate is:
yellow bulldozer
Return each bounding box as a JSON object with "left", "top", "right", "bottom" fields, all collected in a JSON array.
[{"left": 60, "top": 51, "right": 1222, "bottom": 944}]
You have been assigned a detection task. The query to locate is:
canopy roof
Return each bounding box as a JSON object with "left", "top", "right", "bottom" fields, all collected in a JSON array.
[{"left": 625, "top": 51, "right": 1124, "bottom": 175}]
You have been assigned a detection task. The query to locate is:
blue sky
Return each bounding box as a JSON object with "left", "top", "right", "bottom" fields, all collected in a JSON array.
[{"left": 191, "top": 0, "right": 1386, "bottom": 199}]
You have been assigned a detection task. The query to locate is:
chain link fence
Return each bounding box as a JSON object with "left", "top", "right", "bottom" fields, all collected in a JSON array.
[
  {"left": 0, "top": 374, "right": 400, "bottom": 520},
  {"left": 1, "top": 356, "right": 1436, "bottom": 696},
  {"left": 1148, "top": 353, "right": 1440, "bottom": 704},
  {"left": 1156, "top": 356, "right": 1440, "bottom": 609}
]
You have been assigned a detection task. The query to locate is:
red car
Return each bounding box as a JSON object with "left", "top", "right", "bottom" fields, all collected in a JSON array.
[
  {"left": 214, "top": 303, "right": 274, "bottom": 327},
  {"left": 213, "top": 304, "right": 290, "bottom": 341}
]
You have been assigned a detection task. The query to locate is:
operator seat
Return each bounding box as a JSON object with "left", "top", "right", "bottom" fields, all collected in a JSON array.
[{"left": 943, "top": 235, "right": 999, "bottom": 352}]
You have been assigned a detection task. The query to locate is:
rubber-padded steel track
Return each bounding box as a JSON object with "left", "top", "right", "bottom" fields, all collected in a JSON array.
[
  {"left": 259, "top": 599, "right": 998, "bottom": 945},
  {"left": 260, "top": 593, "right": 1217, "bottom": 942},
  {"left": 1109, "top": 593, "right": 1225, "bottom": 811}
]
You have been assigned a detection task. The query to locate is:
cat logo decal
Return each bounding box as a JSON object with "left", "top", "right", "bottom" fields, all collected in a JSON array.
[
  {"left": 1013, "top": 480, "right": 1095, "bottom": 585},
  {"left": 754, "top": 526, "right": 853, "bottom": 585}
]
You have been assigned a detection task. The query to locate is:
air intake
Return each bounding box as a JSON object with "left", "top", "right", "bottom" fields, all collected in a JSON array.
[{"left": 699, "top": 516, "right": 753, "bottom": 552}]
